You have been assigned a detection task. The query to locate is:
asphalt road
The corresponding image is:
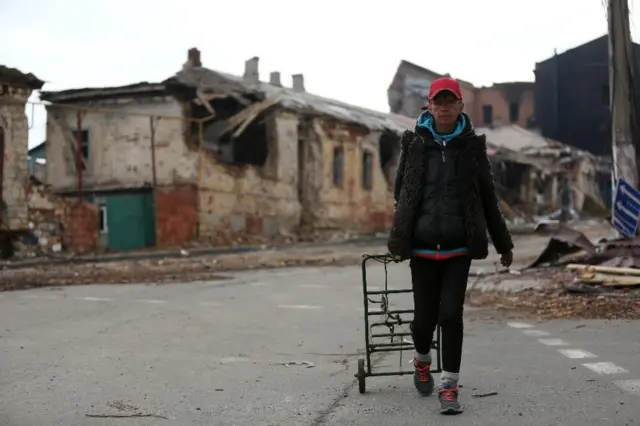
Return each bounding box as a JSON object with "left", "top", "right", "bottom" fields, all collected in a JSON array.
[{"left": 1, "top": 260, "right": 639, "bottom": 426}]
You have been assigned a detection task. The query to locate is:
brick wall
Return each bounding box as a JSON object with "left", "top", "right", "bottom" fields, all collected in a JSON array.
[
  {"left": 155, "top": 185, "right": 198, "bottom": 246},
  {"left": 474, "top": 85, "right": 534, "bottom": 128},
  {"left": 61, "top": 202, "right": 99, "bottom": 253}
]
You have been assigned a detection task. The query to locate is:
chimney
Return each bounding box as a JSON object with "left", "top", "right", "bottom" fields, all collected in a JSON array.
[
  {"left": 292, "top": 74, "right": 305, "bottom": 92},
  {"left": 270, "top": 71, "right": 282, "bottom": 87},
  {"left": 187, "top": 48, "right": 201, "bottom": 67},
  {"left": 244, "top": 57, "right": 260, "bottom": 84}
]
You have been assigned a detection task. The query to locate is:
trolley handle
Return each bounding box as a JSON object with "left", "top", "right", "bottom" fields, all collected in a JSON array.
[{"left": 362, "top": 253, "right": 405, "bottom": 264}]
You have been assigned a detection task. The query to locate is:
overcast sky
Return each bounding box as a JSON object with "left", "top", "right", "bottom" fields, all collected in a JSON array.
[{"left": 1, "top": 0, "right": 636, "bottom": 148}]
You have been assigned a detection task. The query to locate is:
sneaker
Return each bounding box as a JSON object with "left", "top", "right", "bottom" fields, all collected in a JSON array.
[
  {"left": 438, "top": 386, "right": 463, "bottom": 414},
  {"left": 412, "top": 359, "right": 434, "bottom": 396}
]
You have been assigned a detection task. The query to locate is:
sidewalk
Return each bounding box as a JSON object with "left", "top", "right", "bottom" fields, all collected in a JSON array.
[{"left": 0, "top": 235, "right": 388, "bottom": 270}]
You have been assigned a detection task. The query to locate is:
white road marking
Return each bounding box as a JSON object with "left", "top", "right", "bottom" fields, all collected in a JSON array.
[
  {"left": 277, "top": 304, "right": 323, "bottom": 310},
  {"left": 250, "top": 282, "right": 270, "bottom": 287},
  {"left": 135, "top": 299, "right": 167, "bottom": 304},
  {"left": 299, "top": 284, "right": 326, "bottom": 289},
  {"left": 614, "top": 379, "right": 640, "bottom": 395},
  {"left": 219, "top": 357, "right": 252, "bottom": 364},
  {"left": 507, "top": 322, "right": 534, "bottom": 329},
  {"left": 522, "top": 329, "right": 551, "bottom": 337},
  {"left": 78, "top": 297, "right": 113, "bottom": 302},
  {"left": 558, "top": 349, "right": 597, "bottom": 359},
  {"left": 582, "top": 362, "right": 629, "bottom": 375},
  {"left": 201, "top": 302, "right": 222, "bottom": 307},
  {"left": 538, "top": 338, "right": 569, "bottom": 346}
]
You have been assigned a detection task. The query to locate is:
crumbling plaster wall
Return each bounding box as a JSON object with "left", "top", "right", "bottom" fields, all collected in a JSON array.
[
  {"left": 45, "top": 96, "right": 197, "bottom": 192},
  {"left": 197, "top": 110, "right": 300, "bottom": 242},
  {"left": 314, "top": 118, "right": 394, "bottom": 231},
  {"left": 0, "top": 86, "right": 31, "bottom": 229}
]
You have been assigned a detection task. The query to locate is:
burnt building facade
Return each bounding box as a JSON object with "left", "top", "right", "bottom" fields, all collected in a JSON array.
[
  {"left": 534, "top": 34, "right": 640, "bottom": 157},
  {"left": 387, "top": 60, "right": 535, "bottom": 129}
]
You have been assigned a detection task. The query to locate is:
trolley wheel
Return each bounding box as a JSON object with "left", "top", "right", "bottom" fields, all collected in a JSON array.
[{"left": 357, "top": 358, "right": 366, "bottom": 394}]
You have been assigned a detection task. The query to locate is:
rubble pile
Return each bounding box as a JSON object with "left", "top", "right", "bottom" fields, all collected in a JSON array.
[
  {"left": 467, "top": 287, "right": 640, "bottom": 320},
  {"left": 16, "top": 178, "right": 67, "bottom": 257},
  {"left": 468, "top": 224, "right": 640, "bottom": 319}
]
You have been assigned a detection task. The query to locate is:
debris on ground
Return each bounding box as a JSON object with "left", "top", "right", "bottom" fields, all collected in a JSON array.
[
  {"left": 468, "top": 223, "right": 640, "bottom": 319},
  {"left": 279, "top": 360, "right": 315, "bottom": 368},
  {"left": 466, "top": 287, "right": 640, "bottom": 320},
  {"left": 0, "top": 243, "right": 376, "bottom": 291},
  {"left": 85, "top": 413, "right": 168, "bottom": 419},
  {"left": 527, "top": 226, "right": 598, "bottom": 268},
  {"left": 85, "top": 400, "right": 168, "bottom": 420},
  {"left": 567, "top": 264, "right": 640, "bottom": 287},
  {"left": 472, "top": 391, "right": 499, "bottom": 398}
]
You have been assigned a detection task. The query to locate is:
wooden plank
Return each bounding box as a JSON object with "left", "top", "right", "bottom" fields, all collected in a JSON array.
[
  {"left": 580, "top": 273, "right": 640, "bottom": 286},
  {"left": 567, "top": 264, "right": 640, "bottom": 276}
]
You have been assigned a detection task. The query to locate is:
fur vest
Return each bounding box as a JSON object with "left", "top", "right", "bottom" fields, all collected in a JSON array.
[{"left": 387, "top": 130, "right": 514, "bottom": 260}]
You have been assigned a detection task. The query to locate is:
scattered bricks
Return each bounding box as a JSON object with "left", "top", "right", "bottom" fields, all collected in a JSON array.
[
  {"left": 10, "top": 178, "right": 98, "bottom": 258},
  {"left": 155, "top": 185, "right": 197, "bottom": 247}
]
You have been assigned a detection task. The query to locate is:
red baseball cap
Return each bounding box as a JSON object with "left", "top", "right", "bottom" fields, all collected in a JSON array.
[{"left": 421, "top": 77, "right": 463, "bottom": 109}]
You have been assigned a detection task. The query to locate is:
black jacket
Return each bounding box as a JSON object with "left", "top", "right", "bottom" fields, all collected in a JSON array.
[{"left": 387, "top": 122, "right": 514, "bottom": 260}]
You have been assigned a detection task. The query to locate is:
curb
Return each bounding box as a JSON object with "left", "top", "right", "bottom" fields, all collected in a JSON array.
[{"left": 0, "top": 235, "right": 389, "bottom": 270}]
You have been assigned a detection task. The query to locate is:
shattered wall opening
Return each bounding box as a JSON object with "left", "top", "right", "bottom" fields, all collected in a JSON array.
[
  {"left": 191, "top": 96, "right": 270, "bottom": 167},
  {"left": 379, "top": 131, "right": 401, "bottom": 186},
  {"left": 492, "top": 160, "right": 528, "bottom": 208}
]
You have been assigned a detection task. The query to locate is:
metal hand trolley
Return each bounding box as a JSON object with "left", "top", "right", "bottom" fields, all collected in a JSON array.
[{"left": 355, "top": 253, "right": 442, "bottom": 394}]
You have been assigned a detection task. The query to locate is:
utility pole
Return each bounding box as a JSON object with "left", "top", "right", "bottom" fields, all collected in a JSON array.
[{"left": 608, "top": 0, "right": 638, "bottom": 190}]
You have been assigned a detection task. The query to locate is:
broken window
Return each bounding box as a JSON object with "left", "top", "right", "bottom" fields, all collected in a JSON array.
[
  {"left": 509, "top": 102, "right": 519, "bottom": 123},
  {"left": 71, "top": 129, "right": 89, "bottom": 170},
  {"left": 332, "top": 146, "right": 344, "bottom": 187},
  {"left": 379, "top": 131, "right": 401, "bottom": 186},
  {"left": 482, "top": 105, "right": 493, "bottom": 125},
  {"left": 362, "top": 151, "right": 373, "bottom": 190},
  {"left": 191, "top": 95, "right": 269, "bottom": 167}
]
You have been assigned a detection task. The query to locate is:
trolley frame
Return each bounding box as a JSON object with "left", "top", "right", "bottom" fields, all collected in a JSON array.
[{"left": 356, "top": 253, "right": 442, "bottom": 394}]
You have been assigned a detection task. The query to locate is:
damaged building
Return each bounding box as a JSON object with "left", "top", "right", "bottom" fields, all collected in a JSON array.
[
  {"left": 39, "top": 49, "right": 408, "bottom": 252},
  {"left": 0, "top": 65, "right": 45, "bottom": 257},
  {"left": 387, "top": 60, "right": 536, "bottom": 130},
  {"left": 478, "top": 124, "right": 610, "bottom": 219}
]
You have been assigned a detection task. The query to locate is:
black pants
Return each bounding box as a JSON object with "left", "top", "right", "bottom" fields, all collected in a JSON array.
[{"left": 410, "top": 255, "right": 472, "bottom": 373}]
